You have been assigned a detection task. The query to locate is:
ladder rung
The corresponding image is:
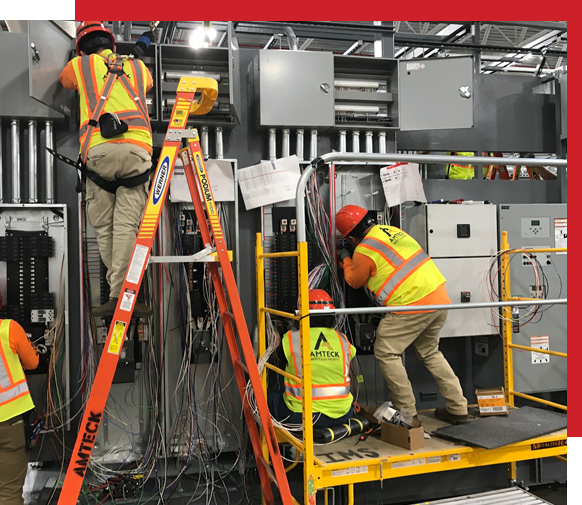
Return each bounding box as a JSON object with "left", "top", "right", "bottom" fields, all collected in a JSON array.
[
  {"left": 223, "top": 311, "right": 235, "bottom": 319},
  {"left": 235, "top": 359, "right": 248, "bottom": 374},
  {"left": 258, "top": 455, "right": 279, "bottom": 488}
]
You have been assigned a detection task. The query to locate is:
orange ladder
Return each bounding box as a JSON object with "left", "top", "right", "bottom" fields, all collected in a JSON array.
[{"left": 58, "top": 77, "right": 292, "bottom": 505}]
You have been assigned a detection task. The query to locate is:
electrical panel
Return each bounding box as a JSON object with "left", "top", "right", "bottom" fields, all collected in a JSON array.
[
  {"left": 335, "top": 170, "right": 386, "bottom": 212},
  {"left": 499, "top": 204, "right": 567, "bottom": 393},
  {"left": 401, "top": 204, "right": 498, "bottom": 337}
]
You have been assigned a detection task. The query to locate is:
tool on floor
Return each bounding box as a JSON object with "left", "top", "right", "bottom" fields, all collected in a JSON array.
[{"left": 58, "top": 77, "right": 293, "bottom": 505}]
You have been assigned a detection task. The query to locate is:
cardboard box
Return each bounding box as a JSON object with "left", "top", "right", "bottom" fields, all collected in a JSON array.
[
  {"left": 476, "top": 387, "right": 508, "bottom": 416},
  {"left": 359, "top": 405, "right": 425, "bottom": 450}
]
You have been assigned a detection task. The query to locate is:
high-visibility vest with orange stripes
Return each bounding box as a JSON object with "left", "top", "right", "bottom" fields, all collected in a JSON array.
[
  {"left": 356, "top": 225, "right": 446, "bottom": 307},
  {"left": 0, "top": 320, "right": 34, "bottom": 422},
  {"left": 71, "top": 49, "right": 152, "bottom": 155},
  {"left": 282, "top": 328, "right": 355, "bottom": 419},
  {"left": 447, "top": 151, "right": 476, "bottom": 179}
]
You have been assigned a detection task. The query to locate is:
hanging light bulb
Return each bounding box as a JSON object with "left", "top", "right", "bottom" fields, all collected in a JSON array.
[
  {"left": 190, "top": 25, "right": 205, "bottom": 48},
  {"left": 207, "top": 27, "right": 217, "bottom": 41}
]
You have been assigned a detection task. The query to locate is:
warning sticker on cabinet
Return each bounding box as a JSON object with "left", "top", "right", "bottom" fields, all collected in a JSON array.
[
  {"left": 531, "top": 335, "right": 550, "bottom": 364},
  {"left": 331, "top": 466, "right": 368, "bottom": 477},
  {"left": 554, "top": 218, "right": 567, "bottom": 254}
]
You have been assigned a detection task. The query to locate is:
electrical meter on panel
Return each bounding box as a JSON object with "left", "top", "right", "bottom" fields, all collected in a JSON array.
[
  {"left": 499, "top": 204, "right": 567, "bottom": 393},
  {"left": 401, "top": 204, "right": 497, "bottom": 337}
]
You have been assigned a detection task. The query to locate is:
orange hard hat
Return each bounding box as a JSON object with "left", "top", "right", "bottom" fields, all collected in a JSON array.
[
  {"left": 308, "top": 289, "right": 335, "bottom": 310},
  {"left": 336, "top": 205, "right": 367, "bottom": 238},
  {"left": 76, "top": 21, "right": 115, "bottom": 55}
]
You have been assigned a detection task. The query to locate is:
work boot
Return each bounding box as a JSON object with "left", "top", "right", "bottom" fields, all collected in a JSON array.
[
  {"left": 133, "top": 302, "right": 153, "bottom": 318},
  {"left": 434, "top": 407, "right": 469, "bottom": 425},
  {"left": 93, "top": 298, "right": 118, "bottom": 318}
]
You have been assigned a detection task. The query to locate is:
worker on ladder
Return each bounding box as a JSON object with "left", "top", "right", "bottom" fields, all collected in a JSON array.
[
  {"left": 60, "top": 21, "right": 155, "bottom": 317},
  {"left": 336, "top": 206, "right": 468, "bottom": 425},
  {"left": 269, "top": 290, "right": 357, "bottom": 428},
  {"left": 0, "top": 294, "right": 39, "bottom": 505}
]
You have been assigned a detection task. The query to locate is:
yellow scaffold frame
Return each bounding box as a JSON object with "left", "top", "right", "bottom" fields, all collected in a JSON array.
[{"left": 256, "top": 231, "right": 567, "bottom": 505}]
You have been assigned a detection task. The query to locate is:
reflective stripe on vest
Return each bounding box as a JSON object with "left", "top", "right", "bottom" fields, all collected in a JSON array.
[
  {"left": 72, "top": 51, "right": 152, "bottom": 158},
  {"left": 447, "top": 152, "right": 475, "bottom": 180},
  {"left": 284, "top": 329, "right": 351, "bottom": 401},
  {"left": 356, "top": 226, "right": 446, "bottom": 307},
  {"left": 0, "top": 320, "right": 33, "bottom": 419}
]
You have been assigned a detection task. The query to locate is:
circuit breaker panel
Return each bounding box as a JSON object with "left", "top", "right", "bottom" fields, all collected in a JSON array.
[{"left": 499, "top": 204, "right": 567, "bottom": 393}]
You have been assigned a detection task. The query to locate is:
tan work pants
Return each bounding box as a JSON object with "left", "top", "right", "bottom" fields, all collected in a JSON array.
[
  {"left": 0, "top": 420, "right": 28, "bottom": 505},
  {"left": 374, "top": 310, "right": 468, "bottom": 416},
  {"left": 86, "top": 143, "right": 151, "bottom": 299}
]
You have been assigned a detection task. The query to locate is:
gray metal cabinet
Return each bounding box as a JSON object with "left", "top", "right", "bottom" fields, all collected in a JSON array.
[
  {"left": 398, "top": 56, "right": 474, "bottom": 131},
  {"left": 254, "top": 50, "right": 335, "bottom": 127}
]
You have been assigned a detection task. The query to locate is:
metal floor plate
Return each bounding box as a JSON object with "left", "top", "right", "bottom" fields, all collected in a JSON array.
[{"left": 407, "top": 487, "right": 551, "bottom": 504}]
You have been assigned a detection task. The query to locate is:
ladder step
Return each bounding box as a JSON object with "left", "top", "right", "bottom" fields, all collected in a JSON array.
[
  {"left": 223, "top": 311, "right": 235, "bottom": 319},
  {"left": 258, "top": 455, "right": 279, "bottom": 489},
  {"left": 235, "top": 359, "right": 249, "bottom": 373}
]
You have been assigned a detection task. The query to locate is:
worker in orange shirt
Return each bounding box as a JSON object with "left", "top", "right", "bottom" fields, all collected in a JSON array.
[
  {"left": 336, "top": 205, "right": 468, "bottom": 424},
  {"left": 0, "top": 295, "right": 39, "bottom": 505},
  {"left": 60, "top": 21, "right": 154, "bottom": 318}
]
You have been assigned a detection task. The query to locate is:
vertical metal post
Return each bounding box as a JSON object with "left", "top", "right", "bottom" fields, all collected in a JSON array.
[
  {"left": 282, "top": 129, "right": 290, "bottom": 158},
  {"left": 365, "top": 131, "right": 373, "bottom": 153},
  {"left": 11, "top": 119, "right": 20, "bottom": 204},
  {"left": 0, "top": 119, "right": 3, "bottom": 203},
  {"left": 472, "top": 22, "right": 481, "bottom": 73},
  {"left": 45, "top": 121, "right": 54, "bottom": 203},
  {"left": 28, "top": 120, "right": 37, "bottom": 203},
  {"left": 296, "top": 129, "right": 304, "bottom": 162},
  {"left": 309, "top": 129, "right": 318, "bottom": 160},
  {"left": 200, "top": 126, "right": 209, "bottom": 159},
  {"left": 352, "top": 130, "right": 360, "bottom": 153},
  {"left": 378, "top": 131, "right": 387, "bottom": 154},
  {"left": 339, "top": 130, "right": 347, "bottom": 154},
  {"left": 268, "top": 128, "right": 277, "bottom": 161},
  {"left": 215, "top": 127, "right": 224, "bottom": 159}
]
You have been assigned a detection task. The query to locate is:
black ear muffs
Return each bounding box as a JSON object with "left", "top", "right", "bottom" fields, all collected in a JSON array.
[{"left": 99, "top": 112, "right": 128, "bottom": 139}]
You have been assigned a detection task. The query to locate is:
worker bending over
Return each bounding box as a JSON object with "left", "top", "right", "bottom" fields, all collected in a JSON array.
[
  {"left": 336, "top": 206, "right": 468, "bottom": 424},
  {"left": 270, "top": 290, "right": 356, "bottom": 429},
  {"left": 0, "top": 295, "right": 39, "bottom": 505},
  {"left": 61, "top": 21, "right": 154, "bottom": 317}
]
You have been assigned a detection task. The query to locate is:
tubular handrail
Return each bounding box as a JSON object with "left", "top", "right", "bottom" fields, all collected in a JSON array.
[{"left": 295, "top": 152, "right": 567, "bottom": 242}]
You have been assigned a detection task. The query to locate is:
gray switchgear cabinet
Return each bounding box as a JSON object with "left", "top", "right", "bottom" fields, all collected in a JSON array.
[{"left": 398, "top": 56, "right": 474, "bottom": 131}]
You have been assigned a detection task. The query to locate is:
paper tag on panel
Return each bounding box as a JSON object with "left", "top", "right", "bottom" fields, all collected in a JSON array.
[
  {"left": 239, "top": 155, "right": 301, "bottom": 210},
  {"left": 380, "top": 163, "right": 427, "bottom": 207},
  {"left": 554, "top": 218, "right": 567, "bottom": 254}
]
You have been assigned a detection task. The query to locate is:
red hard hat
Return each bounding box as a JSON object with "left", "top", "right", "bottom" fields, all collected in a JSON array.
[
  {"left": 336, "top": 205, "right": 367, "bottom": 238},
  {"left": 76, "top": 21, "right": 115, "bottom": 56},
  {"left": 308, "top": 289, "right": 335, "bottom": 310}
]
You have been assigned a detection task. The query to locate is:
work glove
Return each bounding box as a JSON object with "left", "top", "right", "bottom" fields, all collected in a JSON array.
[
  {"left": 338, "top": 249, "right": 351, "bottom": 262},
  {"left": 131, "top": 31, "right": 155, "bottom": 59}
]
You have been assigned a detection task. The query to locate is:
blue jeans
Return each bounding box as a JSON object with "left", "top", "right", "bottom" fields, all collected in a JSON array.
[{"left": 268, "top": 391, "right": 356, "bottom": 429}]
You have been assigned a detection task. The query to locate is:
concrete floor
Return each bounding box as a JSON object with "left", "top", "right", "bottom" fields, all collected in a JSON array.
[{"left": 530, "top": 484, "right": 567, "bottom": 505}]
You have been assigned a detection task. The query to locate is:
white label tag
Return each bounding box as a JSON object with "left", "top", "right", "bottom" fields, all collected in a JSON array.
[
  {"left": 406, "top": 62, "right": 422, "bottom": 71},
  {"left": 126, "top": 245, "right": 150, "bottom": 284},
  {"left": 331, "top": 466, "right": 368, "bottom": 477},
  {"left": 480, "top": 406, "right": 509, "bottom": 413},
  {"left": 427, "top": 456, "right": 441, "bottom": 465},
  {"left": 478, "top": 394, "right": 505, "bottom": 400},
  {"left": 120, "top": 290, "right": 136, "bottom": 312},
  {"left": 449, "top": 453, "right": 461, "bottom": 462},
  {"left": 392, "top": 458, "right": 425, "bottom": 469},
  {"left": 531, "top": 335, "right": 550, "bottom": 364},
  {"left": 554, "top": 218, "right": 567, "bottom": 254}
]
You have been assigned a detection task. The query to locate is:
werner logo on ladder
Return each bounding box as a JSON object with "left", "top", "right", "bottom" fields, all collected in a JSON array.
[{"left": 58, "top": 77, "right": 293, "bottom": 504}]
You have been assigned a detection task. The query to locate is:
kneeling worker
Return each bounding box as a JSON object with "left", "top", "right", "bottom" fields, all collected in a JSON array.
[
  {"left": 270, "top": 290, "right": 356, "bottom": 429},
  {"left": 0, "top": 294, "right": 39, "bottom": 505},
  {"left": 336, "top": 206, "right": 468, "bottom": 424}
]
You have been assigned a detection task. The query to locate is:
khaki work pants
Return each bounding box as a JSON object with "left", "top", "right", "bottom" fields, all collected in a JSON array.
[
  {"left": 374, "top": 310, "right": 468, "bottom": 416},
  {"left": 0, "top": 420, "right": 28, "bottom": 505},
  {"left": 86, "top": 143, "right": 151, "bottom": 299}
]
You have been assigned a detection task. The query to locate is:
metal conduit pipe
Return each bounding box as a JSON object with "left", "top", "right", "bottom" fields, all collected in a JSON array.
[
  {"left": 339, "top": 130, "right": 347, "bottom": 154},
  {"left": 296, "top": 129, "right": 304, "bottom": 161},
  {"left": 352, "top": 130, "right": 360, "bottom": 153},
  {"left": 378, "top": 131, "right": 387, "bottom": 154},
  {"left": 309, "top": 129, "right": 318, "bottom": 161},
  {"left": 365, "top": 131, "right": 373, "bottom": 153},
  {"left": 282, "top": 129, "right": 290, "bottom": 158},
  {"left": 309, "top": 298, "right": 566, "bottom": 316},
  {"left": 215, "top": 127, "right": 223, "bottom": 159},
  {"left": 11, "top": 120, "right": 20, "bottom": 204},
  {"left": 0, "top": 120, "right": 3, "bottom": 203},
  {"left": 200, "top": 126, "right": 209, "bottom": 159},
  {"left": 268, "top": 128, "right": 276, "bottom": 161},
  {"left": 45, "top": 121, "right": 54, "bottom": 203},
  {"left": 283, "top": 26, "right": 298, "bottom": 50},
  {"left": 296, "top": 152, "right": 567, "bottom": 243},
  {"left": 28, "top": 120, "right": 37, "bottom": 203}
]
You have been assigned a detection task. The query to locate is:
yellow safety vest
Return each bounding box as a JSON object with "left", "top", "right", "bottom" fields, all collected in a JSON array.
[
  {"left": 0, "top": 320, "right": 34, "bottom": 422},
  {"left": 283, "top": 328, "right": 356, "bottom": 419},
  {"left": 71, "top": 49, "right": 152, "bottom": 155},
  {"left": 447, "top": 151, "right": 476, "bottom": 179},
  {"left": 356, "top": 225, "right": 446, "bottom": 307}
]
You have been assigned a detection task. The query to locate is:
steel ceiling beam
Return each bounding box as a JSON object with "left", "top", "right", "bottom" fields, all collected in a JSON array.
[{"left": 415, "top": 21, "right": 567, "bottom": 32}]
